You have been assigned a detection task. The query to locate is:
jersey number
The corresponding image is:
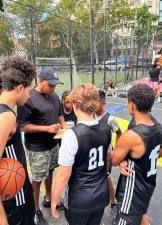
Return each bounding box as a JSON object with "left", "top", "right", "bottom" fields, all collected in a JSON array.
[
  {"left": 147, "top": 145, "right": 160, "bottom": 177},
  {"left": 88, "top": 146, "right": 104, "bottom": 170}
]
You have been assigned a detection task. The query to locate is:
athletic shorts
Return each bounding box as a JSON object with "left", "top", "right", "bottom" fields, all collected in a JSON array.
[
  {"left": 27, "top": 145, "right": 59, "bottom": 182},
  {"left": 64, "top": 208, "right": 105, "bottom": 225},
  {"left": 112, "top": 206, "right": 143, "bottom": 225},
  {"left": 4, "top": 200, "right": 35, "bottom": 225}
]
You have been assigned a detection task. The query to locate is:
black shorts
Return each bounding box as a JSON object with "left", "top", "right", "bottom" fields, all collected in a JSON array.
[
  {"left": 64, "top": 208, "right": 105, "bottom": 225},
  {"left": 4, "top": 200, "right": 35, "bottom": 225},
  {"left": 112, "top": 206, "right": 143, "bottom": 225}
]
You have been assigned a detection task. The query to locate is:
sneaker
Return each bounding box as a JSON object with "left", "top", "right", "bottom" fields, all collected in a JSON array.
[
  {"left": 35, "top": 210, "right": 48, "bottom": 225},
  {"left": 158, "top": 97, "right": 161, "bottom": 103},
  {"left": 42, "top": 196, "right": 64, "bottom": 210},
  {"left": 42, "top": 197, "right": 51, "bottom": 208}
]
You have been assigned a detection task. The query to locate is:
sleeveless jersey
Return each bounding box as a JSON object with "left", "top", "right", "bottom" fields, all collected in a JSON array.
[
  {"left": 0, "top": 104, "right": 33, "bottom": 208},
  {"left": 128, "top": 114, "right": 159, "bottom": 130},
  {"left": 65, "top": 122, "right": 112, "bottom": 213},
  {"left": 99, "top": 112, "right": 110, "bottom": 124},
  {"left": 116, "top": 122, "right": 162, "bottom": 215}
]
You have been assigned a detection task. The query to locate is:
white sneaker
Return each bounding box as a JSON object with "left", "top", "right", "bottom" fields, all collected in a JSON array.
[{"left": 158, "top": 97, "right": 161, "bottom": 103}]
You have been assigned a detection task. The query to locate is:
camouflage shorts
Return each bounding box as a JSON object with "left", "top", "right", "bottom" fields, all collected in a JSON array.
[{"left": 27, "top": 145, "right": 59, "bottom": 182}]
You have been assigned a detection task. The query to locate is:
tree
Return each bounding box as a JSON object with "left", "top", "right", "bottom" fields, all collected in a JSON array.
[
  {"left": 0, "top": 14, "right": 14, "bottom": 56},
  {"left": 5, "top": 0, "right": 53, "bottom": 58},
  {"left": 134, "top": 5, "right": 159, "bottom": 47},
  {"left": 4, "top": 0, "right": 159, "bottom": 67}
]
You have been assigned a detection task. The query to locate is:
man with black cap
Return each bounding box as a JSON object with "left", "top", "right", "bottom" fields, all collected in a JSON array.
[{"left": 17, "top": 68, "right": 66, "bottom": 225}]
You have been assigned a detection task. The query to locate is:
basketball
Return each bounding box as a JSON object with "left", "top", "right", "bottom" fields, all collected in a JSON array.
[{"left": 0, "top": 158, "right": 26, "bottom": 201}]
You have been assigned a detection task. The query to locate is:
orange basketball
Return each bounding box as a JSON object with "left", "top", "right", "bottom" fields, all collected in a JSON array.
[{"left": 0, "top": 158, "right": 26, "bottom": 201}]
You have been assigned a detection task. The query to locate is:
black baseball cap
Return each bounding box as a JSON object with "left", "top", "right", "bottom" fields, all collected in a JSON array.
[{"left": 39, "top": 68, "right": 63, "bottom": 85}]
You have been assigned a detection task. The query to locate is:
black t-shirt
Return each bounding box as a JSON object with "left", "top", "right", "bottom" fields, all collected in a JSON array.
[
  {"left": 62, "top": 104, "right": 77, "bottom": 124},
  {"left": 17, "top": 89, "right": 63, "bottom": 151}
]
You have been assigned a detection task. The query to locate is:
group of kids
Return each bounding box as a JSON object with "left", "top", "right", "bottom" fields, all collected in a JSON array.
[{"left": 0, "top": 56, "right": 162, "bottom": 225}]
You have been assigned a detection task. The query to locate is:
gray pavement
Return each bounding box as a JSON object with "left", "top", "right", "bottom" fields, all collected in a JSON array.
[{"left": 40, "top": 96, "right": 162, "bottom": 225}]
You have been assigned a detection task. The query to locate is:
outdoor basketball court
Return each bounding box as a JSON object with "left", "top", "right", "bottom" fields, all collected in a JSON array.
[{"left": 40, "top": 96, "right": 162, "bottom": 225}]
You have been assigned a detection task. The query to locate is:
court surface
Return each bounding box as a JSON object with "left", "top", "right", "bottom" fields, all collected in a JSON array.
[{"left": 41, "top": 96, "right": 162, "bottom": 225}]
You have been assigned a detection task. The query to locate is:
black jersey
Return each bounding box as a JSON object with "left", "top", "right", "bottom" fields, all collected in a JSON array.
[
  {"left": 116, "top": 122, "right": 162, "bottom": 215},
  {"left": 99, "top": 112, "right": 110, "bottom": 125},
  {"left": 0, "top": 104, "right": 33, "bottom": 208},
  {"left": 128, "top": 114, "right": 158, "bottom": 130},
  {"left": 62, "top": 104, "right": 77, "bottom": 123},
  {"left": 65, "top": 122, "right": 112, "bottom": 213}
]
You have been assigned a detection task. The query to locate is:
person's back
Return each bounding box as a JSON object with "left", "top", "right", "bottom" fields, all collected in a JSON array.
[
  {"left": 52, "top": 83, "right": 112, "bottom": 225},
  {"left": 112, "top": 84, "right": 162, "bottom": 225},
  {"left": 67, "top": 121, "right": 111, "bottom": 212},
  {"left": 116, "top": 122, "right": 162, "bottom": 215}
]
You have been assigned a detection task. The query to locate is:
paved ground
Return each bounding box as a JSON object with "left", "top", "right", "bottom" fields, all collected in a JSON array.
[{"left": 40, "top": 96, "right": 162, "bottom": 225}]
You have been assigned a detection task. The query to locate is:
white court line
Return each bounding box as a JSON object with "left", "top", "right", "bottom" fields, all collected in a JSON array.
[{"left": 106, "top": 101, "right": 162, "bottom": 111}]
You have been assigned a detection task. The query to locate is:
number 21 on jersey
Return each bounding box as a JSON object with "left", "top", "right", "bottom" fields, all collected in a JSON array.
[
  {"left": 88, "top": 146, "right": 104, "bottom": 170},
  {"left": 147, "top": 144, "right": 160, "bottom": 177}
]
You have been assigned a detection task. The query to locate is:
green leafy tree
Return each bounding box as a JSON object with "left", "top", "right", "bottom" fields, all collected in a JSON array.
[
  {"left": 0, "top": 14, "right": 14, "bottom": 56},
  {"left": 134, "top": 5, "right": 159, "bottom": 47},
  {"left": 5, "top": 0, "right": 53, "bottom": 58}
]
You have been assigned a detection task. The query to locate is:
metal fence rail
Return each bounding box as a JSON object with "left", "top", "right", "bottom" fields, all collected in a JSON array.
[{"left": 0, "top": 0, "right": 152, "bottom": 92}]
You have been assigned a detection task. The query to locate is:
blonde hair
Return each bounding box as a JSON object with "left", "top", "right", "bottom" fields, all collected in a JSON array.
[{"left": 70, "top": 83, "right": 99, "bottom": 114}]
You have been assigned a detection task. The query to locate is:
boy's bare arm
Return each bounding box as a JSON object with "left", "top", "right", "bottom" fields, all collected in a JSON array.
[
  {"left": 0, "top": 112, "right": 16, "bottom": 157},
  {"left": 51, "top": 165, "right": 72, "bottom": 219},
  {"left": 111, "top": 130, "right": 139, "bottom": 166},
  {"left": 0, "top": 112, "right": 16, "bottom": 225}
]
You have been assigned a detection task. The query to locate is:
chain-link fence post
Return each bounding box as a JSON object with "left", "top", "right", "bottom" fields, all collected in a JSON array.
[
  {"left": 131, "top": 36, "right": 134, "bottom": 80},
  {"left": 89, "top": 0, "right": 95, "bottom": 85},
  {"left": 68, "top": 19, "right": 73, "bottom": 90},
  {"left": 124, "top": 36, "right": 128, "bottom": 79},
  {"left": 29, "top": 6, "right": 37, "bottom": 84},
  {"left": 135, "top": 39, "right": 138, "bottom": 80},
  {"left": 103, "top": 0, "right": 107, "bottom": 85},
  {"left": 115, "top": 34, "right": 118, "bottom": 84}
]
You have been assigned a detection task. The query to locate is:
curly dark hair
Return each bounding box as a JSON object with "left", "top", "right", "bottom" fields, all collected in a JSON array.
[
  {"left": 0, "top": 57, "right": 36, "bottom": 91},
  {"left": 127, "top": 84, "right": 155, "bottom": 112}
]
